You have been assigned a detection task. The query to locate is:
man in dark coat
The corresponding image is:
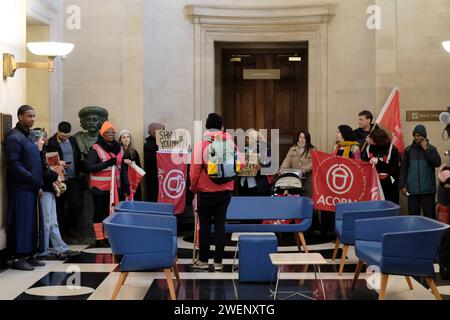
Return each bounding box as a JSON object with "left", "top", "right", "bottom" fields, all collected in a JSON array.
[
  {"left": 354, "top": 110, "right": 376, "bottom": 151},
  {"left": 144, "top": 123, "right": 164, "bottom": 202},
  {"left": 4, "top": 105, "right": 45, "bottom": 271},
  {"left": 399, "top": 125, "right": 442, "bottom": 219},
  {"left": 46, "top": 121, "right": 84, "bottom": 242}
]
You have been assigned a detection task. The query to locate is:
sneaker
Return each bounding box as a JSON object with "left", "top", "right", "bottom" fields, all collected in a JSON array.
[
  {"left": 190, "top": 260, "right": 209, "bottom": 270},
  {"left": 27, "top": 256, "right": 45, "bottom": 267},
  {"left": 213, "top": 263, "right": 223, "bottom": 271}
]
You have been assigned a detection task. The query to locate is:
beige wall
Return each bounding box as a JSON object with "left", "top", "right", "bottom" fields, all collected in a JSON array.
[
  {"left": 26, "top": 25, "right": 50, "bottom": 130},
  {"left": 59, "top": 0, "right": 450, "bottom": 214},
  {"left": 0, "top": 0, "right": 27, "bottom": 250},
  {"left": 62, "top": 0, "right": 144, "bottom": 153}
]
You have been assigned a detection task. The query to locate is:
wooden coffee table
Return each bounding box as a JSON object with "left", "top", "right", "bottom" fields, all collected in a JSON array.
[{"left": 269, "top": 253, "right": 328, "bottom": 300}]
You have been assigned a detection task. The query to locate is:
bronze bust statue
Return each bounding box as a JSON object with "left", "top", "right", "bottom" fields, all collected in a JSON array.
[{"left": 74, "top": 106, "right": 109, "bottom": 160}]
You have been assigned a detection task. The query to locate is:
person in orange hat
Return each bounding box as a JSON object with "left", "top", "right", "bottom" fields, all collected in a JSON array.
[{"left": 86, "top": 121, "right": 130, "bottom": 247}]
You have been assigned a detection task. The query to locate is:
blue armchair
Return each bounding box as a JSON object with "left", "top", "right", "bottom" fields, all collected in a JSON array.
[
  {"left": 103, "top": 213, "right": 180, "bottom": 300},
  {"left": 352, "top": 216, "right": 449, "bottom": 300},
  {"left": 333, "top": 201, "right": 400, "bottom": 275},
  {"left": 114, "top": 201, "right": 174, "bottom": 215}
]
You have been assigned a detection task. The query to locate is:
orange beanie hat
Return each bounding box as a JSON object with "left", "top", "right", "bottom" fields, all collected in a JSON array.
[{"left": 99, "top": 121, "right": 115, "bottom": 136}]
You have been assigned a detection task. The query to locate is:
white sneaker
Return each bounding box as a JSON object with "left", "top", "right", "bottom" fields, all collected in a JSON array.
[
  {"left": 213, "top": 263, "right": 223, "bottom": 271},
  {"left": 190, "top": 260, "right": 209, "bottom": 270}
]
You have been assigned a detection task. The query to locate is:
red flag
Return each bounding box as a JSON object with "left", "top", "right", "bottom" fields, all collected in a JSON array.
[
  {"left": 126, "top": 162, "right": 146, "bottom": 201},
  {"left": 376, "top": 87, "right": 405, "bottom": 155},
  {"left": 157, "top": 151, "right": 188, "bottom": 214},
  {"left": 312, "top": 151, "right": 384, "bottom": 211}
]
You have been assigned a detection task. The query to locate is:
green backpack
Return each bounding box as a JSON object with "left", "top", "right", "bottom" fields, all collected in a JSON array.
[{"left": 203, "top": 134, "right": 241, "bottom": 184}]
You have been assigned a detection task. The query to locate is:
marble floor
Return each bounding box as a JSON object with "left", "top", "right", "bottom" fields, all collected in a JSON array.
[{"left": 0, "top": 233, "right": 449, "bottom": 300}]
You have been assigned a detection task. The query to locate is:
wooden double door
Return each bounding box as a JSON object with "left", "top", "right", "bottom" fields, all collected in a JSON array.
[{"left": 221, "top": 48, "right": 308, "bottom": 161}]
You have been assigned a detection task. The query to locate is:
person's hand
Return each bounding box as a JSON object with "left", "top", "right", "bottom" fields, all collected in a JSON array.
[
  {"left": 419, "top": 138, "right": 428, "bottom": 150},
  {"left": 438, "top": 166, "right": 450, "bottom": 184},
  {"left": 39, "top": 189, "right": 43, "bottom": 199},
  {"left": 401, "top": 187, "right": 408, "bottom": 196},
  {"left": 124, "top": 159, "right": 132, "bottom": 165},
  {"left": 369, "top": 157, "right": 378, "bottom": 167},
  {"left": 105, "top": 158, "right": 117, "bottom": 167},
  {"left": 55, "top": 175, "right": 63, "bottom": 186},
  {"left": 60, "top": 160, "right": 70, "bottom": 169}
]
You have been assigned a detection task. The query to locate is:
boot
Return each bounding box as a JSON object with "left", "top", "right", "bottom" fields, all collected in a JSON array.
[{"left": 11, "top": 258, "right": 35, "bottom": 271}]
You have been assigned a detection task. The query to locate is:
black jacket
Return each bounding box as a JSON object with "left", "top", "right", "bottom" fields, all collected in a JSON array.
[
  {"left": 41, "top": 152, "right": 59, "bottom": 193},
  {"left": 144, "top": 136, "right": 159, "bottom": 201},
  {"left": 46, "top": 134, "right": 84, "bottom": 176},
  {"left": 354, "top": 124, "right": 376, "bottom": 150},
  {"left": 86, "top": 136, "right": 130, "bottom": 195}
]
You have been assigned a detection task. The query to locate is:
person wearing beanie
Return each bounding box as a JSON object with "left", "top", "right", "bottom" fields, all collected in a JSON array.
[
  {"left": 189, "top": 113, "right": 234, "bottom": 271},
  {"left": 119, "top": 129, "right": 142, "bottom": 201},
  {"left": 399, "top": 124, "right": 441, "bottom": 219},
  {"left": 86, "top": 121, "right": 129, "bottom": 247},
  {"left": 205, "top": 113, "right": 224, "bottom": 130}
]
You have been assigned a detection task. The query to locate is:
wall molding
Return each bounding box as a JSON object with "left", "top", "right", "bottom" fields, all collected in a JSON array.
[{"left": 185, "top": 3, "right": 336, "bottom": 150}]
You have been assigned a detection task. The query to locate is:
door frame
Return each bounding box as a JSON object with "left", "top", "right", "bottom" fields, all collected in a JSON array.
[{"left": 186, "top": 4, "right": 336, "bottom": 151}]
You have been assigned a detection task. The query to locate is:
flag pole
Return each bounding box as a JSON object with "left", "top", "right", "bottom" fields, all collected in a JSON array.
[{"left": 363, "top": 87, "right": 400, "bottom": 154}]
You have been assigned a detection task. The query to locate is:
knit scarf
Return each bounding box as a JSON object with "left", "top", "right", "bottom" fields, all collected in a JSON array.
[{"left": 337, "top": 141, "right": 359, "bottom": 158}]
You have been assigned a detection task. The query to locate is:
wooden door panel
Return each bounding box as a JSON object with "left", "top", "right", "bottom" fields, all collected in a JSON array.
[
  {"left": 222, "top": 48, "right": 308, "bottom": 163},
  {"left": 235, "top": 90, "right": 256, "bottom": 130}
]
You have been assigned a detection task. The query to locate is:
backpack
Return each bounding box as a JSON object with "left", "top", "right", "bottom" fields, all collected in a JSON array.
[{"left": 203, "top": 133, "right": 241, "bottom": 184}]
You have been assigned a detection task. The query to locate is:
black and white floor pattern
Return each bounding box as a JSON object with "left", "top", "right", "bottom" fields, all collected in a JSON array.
[{"left": 0, "top": 232, "right": 449, "bottom": 300}]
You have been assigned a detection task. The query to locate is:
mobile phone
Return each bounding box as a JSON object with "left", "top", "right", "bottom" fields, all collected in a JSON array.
[{"left": 65, "top": 161, "right": 72, "bottom": 165}]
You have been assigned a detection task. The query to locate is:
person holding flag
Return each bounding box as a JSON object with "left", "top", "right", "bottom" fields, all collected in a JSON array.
[
  {"left": 86, "top": 121, "right": 129, "bottom": 247},
  {"left": 362, "top": 127, "right": 401, "bottom": 204},
  {"left": 119, "top": 129, "right": 144, "bottom": 201}
]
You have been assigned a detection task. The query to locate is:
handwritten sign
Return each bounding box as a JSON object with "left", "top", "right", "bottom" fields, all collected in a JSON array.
[{"left": 156, "top": 129, "right": 190, "bottom": 151}]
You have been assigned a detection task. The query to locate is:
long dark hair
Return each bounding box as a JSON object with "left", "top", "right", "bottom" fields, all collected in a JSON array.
[
  {"left": 296, "top": 130, "right": 315, "bottom": 153},
  {"left": 369, "top": 127, "right": 391, "bottom": 147},
  {"left": 338, "top": 125, "right": 358, "bottom": 142}
]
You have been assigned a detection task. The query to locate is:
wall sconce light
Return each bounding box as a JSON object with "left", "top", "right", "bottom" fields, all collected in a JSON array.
[
  {"left": 3, "top": 42, "right": 74, "bottom": 78},
  {"left": 443, "top": 41, "right": 450, "bottom": 53}
]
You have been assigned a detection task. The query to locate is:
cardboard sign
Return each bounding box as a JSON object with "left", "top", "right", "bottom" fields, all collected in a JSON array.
[
  {"left": 156, "top": 129, "right": 190, "bottom": 151},
  {"left": 45, "top": 152, "right": 66, "bottom": 181},
  {"left": 238, "top": 153, "right": 260, "bottom": 177}
]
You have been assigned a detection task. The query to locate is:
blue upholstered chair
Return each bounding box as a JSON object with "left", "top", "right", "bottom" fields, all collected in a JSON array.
[
  {"left": 226, "top": 196, "right": 313, "bottom": 252},
  {"left": 352, "top": 216, "right": 449, "bottom": 300},
  {"left": 103, "top": 213, "right": 180, "bottom": 300},
  {"left": 333, "top": 201, "right": 400, "bottom": 275},
  {"left": 114, "top": 201, "right": 174, "bottom": 215}
]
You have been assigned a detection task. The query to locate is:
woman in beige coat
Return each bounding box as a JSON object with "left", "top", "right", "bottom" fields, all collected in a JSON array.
[{"left": 279, "top": 131, "right": 315, "bottom": 197}]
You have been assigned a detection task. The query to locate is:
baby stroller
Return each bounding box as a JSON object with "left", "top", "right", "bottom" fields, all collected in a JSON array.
[
  {"left": 272, "top": 169, "right": 305, "bottom": 196},
  {"left": 263, "top": 169, "right": 305, "bottom": 225}
]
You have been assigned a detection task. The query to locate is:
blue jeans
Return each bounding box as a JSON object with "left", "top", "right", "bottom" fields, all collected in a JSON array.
[{"left": 39, "top": 192, "right": 69, "bottom": 255}]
